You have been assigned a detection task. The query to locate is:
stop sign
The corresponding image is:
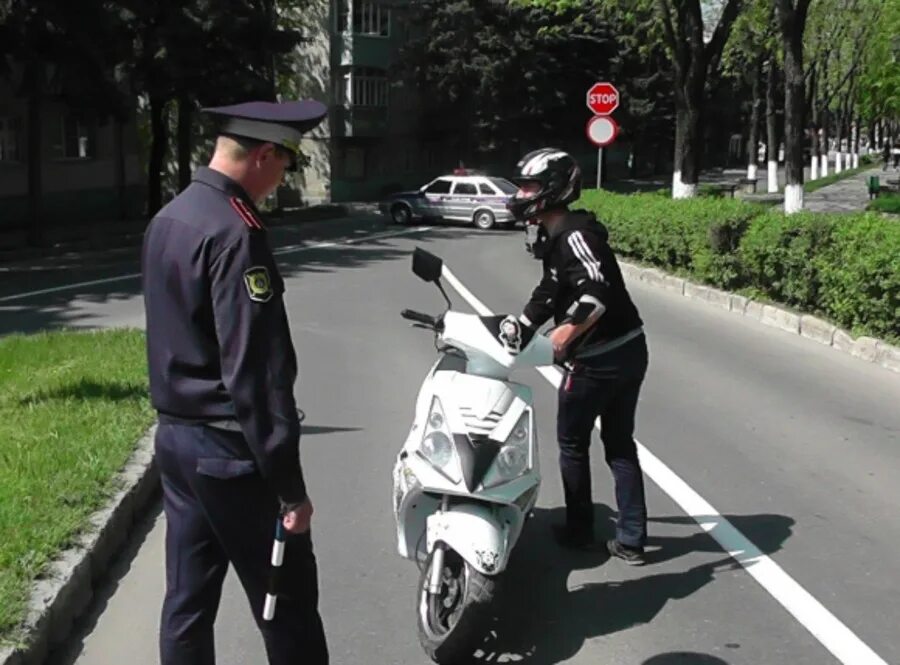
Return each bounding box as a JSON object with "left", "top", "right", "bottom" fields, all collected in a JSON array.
[{"left": 587, "top": 82, "right": 619, "bottom": 115}]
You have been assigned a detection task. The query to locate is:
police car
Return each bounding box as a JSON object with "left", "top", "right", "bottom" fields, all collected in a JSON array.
[{"left": 379, "top": 172, "right": 519, "bottom": 230}]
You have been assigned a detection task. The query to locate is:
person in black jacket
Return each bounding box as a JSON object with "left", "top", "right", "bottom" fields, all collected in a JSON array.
[
  {"left": 142, "top": 101, "right": 329, "bottom": 664},
  {"left": 508, "top": 148, "right": 649, "bottom": 564}
]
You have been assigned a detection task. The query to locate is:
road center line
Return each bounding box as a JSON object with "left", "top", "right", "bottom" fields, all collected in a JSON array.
[
  {"left": 0, "top": 226, "right": 432, "bottom": 303},
  {"left": 441, "top": 265, "right": 888, "bottom": 665}
]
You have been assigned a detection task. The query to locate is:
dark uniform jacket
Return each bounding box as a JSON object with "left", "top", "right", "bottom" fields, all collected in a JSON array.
[
  {"left": 142, "top": 167, "right": 306, "bottom": 504},
  {"left": 522, "top": 210, "right": 643, "bottom": 357}
]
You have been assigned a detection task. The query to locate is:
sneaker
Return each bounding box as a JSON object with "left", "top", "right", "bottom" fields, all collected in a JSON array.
[
  {"left": 606, "top": 539, "right": 645, "bottom": 566},
  {"left": 552, "top": 524, "right": 597, "bottom": 550}
]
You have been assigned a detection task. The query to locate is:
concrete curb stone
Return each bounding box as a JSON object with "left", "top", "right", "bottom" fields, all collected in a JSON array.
[
  {"left": 620, "top": 259, "right": 899, "bottom": 375},
  {"left": 1, "top": 427, "right": 158, "bottom": 665},
  {"left": 730, "top": 295, "right": 749, "bottom": 314},
  {"left": 640, "top": 268, "right": 667, "bottom": 289},
  {"left": 851, "top": 337, "right": 881, "bottom": 363},
  {"left": 744, "top": 301, "right": 765, "bottom": 321},
  {"left": 662, "top": 275, "right": 685, "bottom": 294},
  {"left": 799, "top": 315, "right": 837, "bottom": 346},
  {"left": 876, "top": 343, "right": 900, "bottom": 373},
  {"left": 761, "top": 305, "right": 801, "bottom": 334}
]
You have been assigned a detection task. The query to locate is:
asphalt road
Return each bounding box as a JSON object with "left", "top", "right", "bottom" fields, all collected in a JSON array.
[{"left": 5, "top": 215, "right": 898, "bottom": 665}]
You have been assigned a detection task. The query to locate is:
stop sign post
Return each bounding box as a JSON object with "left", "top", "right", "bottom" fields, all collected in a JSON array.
[{"left": 586, "top": 81, "right": 620, "bottom": 189}]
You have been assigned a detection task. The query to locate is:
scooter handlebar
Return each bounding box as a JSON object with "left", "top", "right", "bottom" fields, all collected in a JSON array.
[{"left": 401, "top": 309, "right": 437, "bottom": 327}]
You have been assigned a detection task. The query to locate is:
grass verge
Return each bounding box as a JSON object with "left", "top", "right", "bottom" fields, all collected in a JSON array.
[
  {"left": 805, "top": 164, "right": 874, "bottom": 193},
  {"left": 0, "top": 328, "right": 153, "bottom": 647},
  {"left": 867, "top": 193, "right": 900, "bottom": 215}
]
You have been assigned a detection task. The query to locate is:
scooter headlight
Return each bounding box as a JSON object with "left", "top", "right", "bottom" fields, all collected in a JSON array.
[
  {"left": 482, "top": 410, "right": 532, "bottom": 488},
  {"left": 417, "top": 397, "right": 462, "bottom": 484},
  {"left": 421, "top": 432, "right": 453, "bottom": 468}
]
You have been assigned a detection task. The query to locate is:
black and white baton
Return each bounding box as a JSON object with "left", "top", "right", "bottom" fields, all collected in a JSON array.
[{"left": 263, "top": 518, "right": 285, "bottom": 621}]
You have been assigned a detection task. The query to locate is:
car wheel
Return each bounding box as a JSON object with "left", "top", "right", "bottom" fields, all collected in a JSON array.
[
  {"left": 473, "top": 210, "right": 495, "bottom": 230},
  {"left": 391, "top": 203, "right": 412, "bottom": 225}
]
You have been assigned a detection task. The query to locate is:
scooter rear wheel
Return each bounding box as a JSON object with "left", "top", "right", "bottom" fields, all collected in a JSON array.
[{"left": 416, "top": 546, "right": 495, "bottom": 664}]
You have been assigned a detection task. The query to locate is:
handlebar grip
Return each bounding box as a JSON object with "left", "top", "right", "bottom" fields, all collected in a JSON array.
[{"left": 401, "top": 309, "right": 436, "bottom": 326}]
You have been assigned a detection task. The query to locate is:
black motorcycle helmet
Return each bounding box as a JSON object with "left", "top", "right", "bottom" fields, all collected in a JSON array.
[{"left": 507, "top": 148, "right": 582, "bottom": 221}]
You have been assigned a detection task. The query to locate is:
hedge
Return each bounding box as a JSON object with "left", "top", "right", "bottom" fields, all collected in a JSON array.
[{"left": 575, "top": 190, "right": 900, "bottom": 343}]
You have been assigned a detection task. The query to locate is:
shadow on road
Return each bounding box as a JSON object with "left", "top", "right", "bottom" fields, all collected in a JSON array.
[
  {"left": 0, "top": 220, "right": 517, "bottom": 337},
  {"left": 462, "top": 505, "right": 794, "bottom": 665}
]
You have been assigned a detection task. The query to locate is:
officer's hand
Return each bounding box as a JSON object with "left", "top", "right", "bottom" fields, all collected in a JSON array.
[{"left": 282, "top": 498, "right": 314, "bottom": 534}]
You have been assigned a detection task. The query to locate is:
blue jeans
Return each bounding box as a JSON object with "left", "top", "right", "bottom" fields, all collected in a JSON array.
[{"left": 556, "top": 334, "right": 649, "bottom": 548}]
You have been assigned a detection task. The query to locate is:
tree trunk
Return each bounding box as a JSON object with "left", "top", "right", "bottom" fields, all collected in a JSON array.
[
  {"left": 820, "top": 107, "right": 829, "bottom": 177},
  {"left": 177, "top": 95, "right": 193, "bottom": 192},
  {"left": 853, "top": 115, "right": 861, "bottom": 168},
  {"left": 148, "top": 96, "right": 169, "bottom": 216},
  {"left": 747, "top": 60, "right": 762, "bottom": 181},
  {"left": 778, "top": 0, "right": 810, "bottom": 214},
  {"left": 807, "top": 66, "right": 819, "bottom": 180},
  {"left": 834, "top": 110, "right": 843, "bottom": 173},
  {"left": 766, "top": 59, "right": 779, "bottom": 193},
  {"left": 25, "top": 63, "right": 43, "bottom": 247},
  {"left": 672, "top": 75, "right": 703, "bottom": 198}
]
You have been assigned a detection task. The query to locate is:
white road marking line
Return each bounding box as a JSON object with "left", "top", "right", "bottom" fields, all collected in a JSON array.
[
  {"left": 442, "top": 264, "right": 888, "bottom": 665},
  {"left": 0, "top": 226, "right": 432, "bottom": 303}
]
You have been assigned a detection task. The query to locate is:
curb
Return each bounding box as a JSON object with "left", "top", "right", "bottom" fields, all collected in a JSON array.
[
  {"left": 0, "top": 426, "right": 159, "bottom": 665},
  {"left": 619, "top": 261, "right": 900, "bottom": 375}
]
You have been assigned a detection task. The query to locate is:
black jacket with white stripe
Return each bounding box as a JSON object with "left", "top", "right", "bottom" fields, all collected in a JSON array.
[{"left": 520, "top": 210, "right": 643, "bottom": 356}]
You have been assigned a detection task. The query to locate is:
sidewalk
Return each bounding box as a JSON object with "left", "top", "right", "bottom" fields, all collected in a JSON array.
[{"left": 804, "top": 166, "right": 884, "bottom": 213}]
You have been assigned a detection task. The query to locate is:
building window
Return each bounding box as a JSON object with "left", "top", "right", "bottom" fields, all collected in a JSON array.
[
  {"left": 54, "top": 113, "right": 95, "bottom": 159},
  {"left": 351, "top": 67, "right": 388, "bottom": 107},
  {"left": 336, "top": 1, "right": 389, "bottom": 36},
  {"left": 0, "top": 117, "right": 23, "bottom": 162},
  {"left": 353, "top": 2, "right": 390, "bottom": 36}
]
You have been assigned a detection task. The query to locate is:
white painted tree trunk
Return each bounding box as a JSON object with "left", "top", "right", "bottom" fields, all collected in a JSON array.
[
  {"left": 835, "top": 151, "right": 843, "bottom": 173},
  {"left": 811, "top": 155, "right": 819, "bottom": 180},
  {"left": 748, "top": 163, "right": 758, "bottom": 180},
  {"left": 672, "top": 171, "right": 698, "bottom": 199},
  {"left": 768, "top": 160, "right": 778, "bottom": 193},
  {"left": 821, "top": 152, "right": 829, "bottom": 177},
  {"left": 853, "top": 153, "right": 859, "bottom": 168},
  {"left": 784, "top": 183, "right": 803, "bottom": 214}
]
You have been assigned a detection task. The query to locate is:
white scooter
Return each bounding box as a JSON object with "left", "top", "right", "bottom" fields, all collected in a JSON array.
[{"left": 392, "top": 248, "right": 553, "bottom": 663}]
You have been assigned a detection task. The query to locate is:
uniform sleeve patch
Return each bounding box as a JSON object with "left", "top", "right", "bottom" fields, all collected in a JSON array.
[{"left": 243, "top": 266, "right": 273, "bottom": 302}]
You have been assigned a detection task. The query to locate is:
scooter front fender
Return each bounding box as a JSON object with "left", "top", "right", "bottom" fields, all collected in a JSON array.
[{"left": 426, "top": 503, "right": 511, "bottom": 576}]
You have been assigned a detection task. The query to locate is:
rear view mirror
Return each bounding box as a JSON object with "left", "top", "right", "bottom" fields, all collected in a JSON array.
[{"left": 412, "top": 248, "right": 443, "bottom": 283}]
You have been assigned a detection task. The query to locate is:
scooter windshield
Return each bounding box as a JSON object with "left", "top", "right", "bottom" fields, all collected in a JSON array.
[{"left": 441, "top": 312, "right": 553, "bottom": 371}]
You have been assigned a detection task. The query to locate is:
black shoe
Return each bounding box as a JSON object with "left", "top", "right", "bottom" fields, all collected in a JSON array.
[
  {"left": 552, "top": 524, "right": 597, "bottom": 550},
  {"left": 606, "top": 539, "right": 645, "bottom": 565}
]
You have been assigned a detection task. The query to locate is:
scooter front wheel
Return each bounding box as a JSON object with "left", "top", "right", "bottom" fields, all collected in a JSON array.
[{"left": 416, "top": 546, "right": 496, "bottom": 664}]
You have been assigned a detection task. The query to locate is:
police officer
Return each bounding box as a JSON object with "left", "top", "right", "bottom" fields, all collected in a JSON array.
[
  {"left": 141, "top": 100, "right": 329, "bottom": 664},
  {"left": 508, "top": 148, "right": 649, "bottom": 564}
]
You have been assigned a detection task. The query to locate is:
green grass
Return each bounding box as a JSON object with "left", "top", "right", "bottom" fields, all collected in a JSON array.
[
  {"left": 805, "top": 164, "right": 874, "bottom": 193},
  {"left": 867, "top": 193, "right": 900, "bottom": 215},
  {"left": 0, "top": 329, "right": 153, "bottom": 647}
]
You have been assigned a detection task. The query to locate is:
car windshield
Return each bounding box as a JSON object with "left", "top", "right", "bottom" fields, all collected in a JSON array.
[{"left": 489, "top": 178, "right": 519, "bottom": 194}]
